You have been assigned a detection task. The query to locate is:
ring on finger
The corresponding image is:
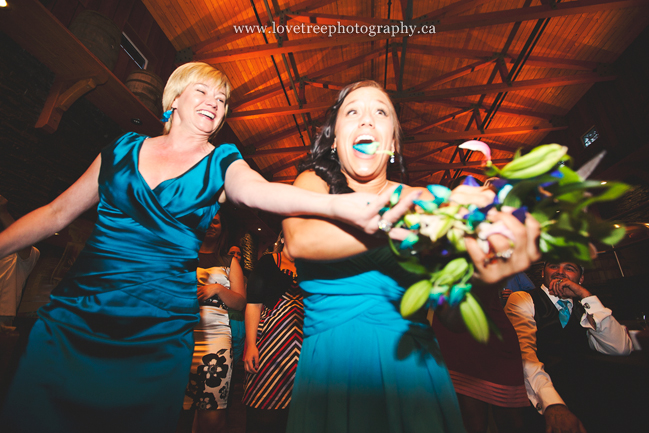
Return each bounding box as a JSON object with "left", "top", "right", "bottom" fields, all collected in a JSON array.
[
  {"left": 377, "top": 219, "right": 393, "bottom": 234},
  {"left": 483, "top": 247, "right": 514, "bottom": 267}
]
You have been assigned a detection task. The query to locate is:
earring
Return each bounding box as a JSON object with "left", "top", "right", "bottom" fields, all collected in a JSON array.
[
  {"left": 160, "top": 109, "right": 174, "bottom": 123},
  {"left": 331, "top": 147, "right": 337, "bottom": 156},
  {"left": 390, "top": 154, "right": 395, "bottom": 164}
]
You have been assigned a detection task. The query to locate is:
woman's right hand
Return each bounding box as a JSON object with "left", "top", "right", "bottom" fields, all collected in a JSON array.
[
  {"left": 244, "top": 344, "right": 260, "bottom": 373},
  {"left": 197, "top": 283, "right": 226, "bottom": 302}
]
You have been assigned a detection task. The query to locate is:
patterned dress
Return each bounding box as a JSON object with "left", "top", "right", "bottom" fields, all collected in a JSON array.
[
  {"left": 183, "top": 254, "right": 234, "bottom": 411},
  {"left": 243, "top": 253, "right": 304, "bottom": 409}
]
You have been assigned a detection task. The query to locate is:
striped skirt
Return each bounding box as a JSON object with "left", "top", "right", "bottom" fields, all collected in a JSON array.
[{"left": 243, "top": 284, "right": 304, "bottom": 409}]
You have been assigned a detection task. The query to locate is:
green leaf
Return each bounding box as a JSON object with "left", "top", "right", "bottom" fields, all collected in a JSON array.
[
  {"left": 589, "top": 221, "right": 626, "bottom": 246},
  {"left": 401, "top": 279, "right": 433, "bottom": 317},
  {"left": 576, "top": 182, "right": 631, "bottom": 211}
]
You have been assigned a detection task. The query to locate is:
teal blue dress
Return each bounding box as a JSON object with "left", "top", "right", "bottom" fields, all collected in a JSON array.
[
  {"left": 0, "top": 133, "right": 241, "bottom": 433},
  {"left": 287, "top": 247, "right": 466, "bottom": 433}
]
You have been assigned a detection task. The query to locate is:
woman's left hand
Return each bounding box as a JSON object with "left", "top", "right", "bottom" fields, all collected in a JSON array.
[
  {"left": 330, "top": 185, "right": 422, "bottom": 239},
  {"left": 465, "top": 207, "right": 541, "bottom": 285}
]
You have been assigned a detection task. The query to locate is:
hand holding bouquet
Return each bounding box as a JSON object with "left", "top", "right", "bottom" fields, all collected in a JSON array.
[{"left": 388, "top": 141, "right": 629, "bottom": 342}]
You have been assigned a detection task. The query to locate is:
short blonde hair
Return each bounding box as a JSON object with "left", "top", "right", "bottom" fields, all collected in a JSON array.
[{"left": 161, "top": 62, "right": 232, "bottom": 136}]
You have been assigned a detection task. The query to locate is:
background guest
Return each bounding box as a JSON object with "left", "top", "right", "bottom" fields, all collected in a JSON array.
[
  {"left": 243, "top": 233, "right": 303, "bottom": 433},
  {"left": 505, "top": 261, "right": 633, "bottom": 433},
  {"left": 182, "top": 212, "right": 245, "bottom": 433}
]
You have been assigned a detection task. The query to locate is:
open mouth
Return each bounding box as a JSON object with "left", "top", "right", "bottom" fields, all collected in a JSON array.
[
  {"left": 353, "top": 135, "right": 379, "bottom": 155},
  {"left": 197, "top": 109, "right": 215, "bottom": 120}
]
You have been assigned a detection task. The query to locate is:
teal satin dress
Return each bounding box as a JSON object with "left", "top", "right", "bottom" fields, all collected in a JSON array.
[
  {"left": 0, "top": 133, "right": 241, "bottom": 433},
  {"left": 287, "top": 247, "right": 466, "bottom": 433}
]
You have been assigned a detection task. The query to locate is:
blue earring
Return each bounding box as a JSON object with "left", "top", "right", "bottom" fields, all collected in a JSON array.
[{"left": 160, "top": 109, "right": 174, "bottom": 123}]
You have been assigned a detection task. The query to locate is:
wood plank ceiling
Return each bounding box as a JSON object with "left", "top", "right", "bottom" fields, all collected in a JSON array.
[{"left": 142, "top": 0, "right": 649, "bottom": 186}]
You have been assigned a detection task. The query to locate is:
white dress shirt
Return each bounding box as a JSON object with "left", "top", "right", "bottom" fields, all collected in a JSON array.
[{"left": 504, "top": 285, "right": 633, "bottom": 413}]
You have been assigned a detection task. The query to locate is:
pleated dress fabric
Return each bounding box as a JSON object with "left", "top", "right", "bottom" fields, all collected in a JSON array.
[
  {"left": 0, "top": 132, "right": 241, "bottom": 433},
  {"left": 286, "top": 246, "right": 466, "bottom": 433}
]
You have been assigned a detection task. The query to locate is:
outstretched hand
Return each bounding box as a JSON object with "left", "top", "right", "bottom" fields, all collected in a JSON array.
[
  {"left": 466, "top": 207, "right": 541, "bottom": 285},
  {"left": 329, "top": 185, "right": 422, "bottom": 239}
]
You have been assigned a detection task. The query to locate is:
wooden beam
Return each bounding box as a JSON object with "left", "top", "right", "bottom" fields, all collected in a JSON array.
[
  {"left": 244, "top": 146, "right": 309, "bottom": 159},
  {"left": 415, "top": 0, "right": 496, "bottom": 22},
  {"left": 230, "top": 47, "right": 384, "bottom": 110},
  {"left": 409, "top": 58, "right": 496, "bottom": 92},
  {"left": 405, "top": 124, "right": 568, "bottom": 143},
  {"left": 408, "top": 158, "right": 512, "bottom": 173},
  {"left": 285, "top": 12, "right": 402, "bottom": 27},
  {"left": 406, "top": 109, "right": 473, "bottom": 135},
  {"left": 391, "top": 44, "right": 401, "bottom": 89},
  {"left": 404, "top": 44, "right": 601, "bottom": 71},
  {"left": 395, "top": 73, "right": 617, "bottom": 103},
  {"left": 228, "top": 102, "right": 331, "bottom": 120},
  {"left": 303, "top": 79, "right": 347, "bottom": 90},
  {"left": 236, "top": 127, "right": 304, "bottom": 150},
  {"left": 403, "top": 143, "right": 456, "bottom": 164},
  {"left": 231, "top": 84, "right": 292, "bottom": 111},
  {"left": 436, "top": 0, "right": 649, "bottom": 34},
  {"left": 497, "top": 58, "right": 511, "bottom": 85}
]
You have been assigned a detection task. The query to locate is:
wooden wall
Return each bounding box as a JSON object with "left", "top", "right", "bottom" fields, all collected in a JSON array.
[{"left": 39, "top": 0, "right": 177, "bottom": 84}]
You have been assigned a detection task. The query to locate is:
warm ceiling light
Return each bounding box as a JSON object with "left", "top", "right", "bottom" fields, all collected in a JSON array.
[
  {"left": 257, "top": 228, "right": 261, "bottom": 231},
  {"left": 614, "top": 224, "right": 620, "bottom": 228},
  {"left": 0, "top": 1, "right": 8, "bottom": 7},
  {"left": 601, "top": 181, "right": 607, "bottom": 185}
]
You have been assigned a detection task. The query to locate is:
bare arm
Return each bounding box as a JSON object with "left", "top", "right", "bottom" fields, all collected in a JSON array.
[
  {"left": 0, "top": 156, "right": 101, "bottom": 258},
  {"left": 223, "top": 161, "right": 417, "bottom": 238},
  {"left": 243, "top": 303, "right": 262, "bottom": 373},
  {"left": 196, "top": 259, "right": 247, "bottom": 311},
  {"left": 0, "top": 195, "right": 33, "bottom": 259}
]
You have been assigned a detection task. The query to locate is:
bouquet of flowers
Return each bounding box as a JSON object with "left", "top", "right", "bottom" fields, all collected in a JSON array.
[{"left": 386, "top": 141, "right": 630, "bottom": 343}]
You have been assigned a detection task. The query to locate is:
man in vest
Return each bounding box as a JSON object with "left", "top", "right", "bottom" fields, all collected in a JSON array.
[{"left": 505, "top": 261, "right": 633, "bottom": 433}]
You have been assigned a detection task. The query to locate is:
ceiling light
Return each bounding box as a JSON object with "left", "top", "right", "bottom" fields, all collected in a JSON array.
[
  {"left": 0, "top": 1, "right": 8, "bottom": 7},
  {"left": 257, "top": 228, "right": 261, "bottom": 231},
  {"left": 601, "top": 181, "right": 607, "bottom": 185}
]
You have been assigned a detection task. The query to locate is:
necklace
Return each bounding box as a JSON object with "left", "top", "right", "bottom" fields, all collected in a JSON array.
[{"left": 377, "top": 180, "right": 390, "bottom": 195}]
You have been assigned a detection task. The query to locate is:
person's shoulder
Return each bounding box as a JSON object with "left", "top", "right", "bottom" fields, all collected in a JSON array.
[
  {"left": 293, "top": 169, "right": 329, "bottom": 193},
  {"left": 213, "top": 142, "right": 242, "bottom": 157}
]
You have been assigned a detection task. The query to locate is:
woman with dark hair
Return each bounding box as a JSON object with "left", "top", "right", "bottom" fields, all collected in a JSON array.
[
  {"left": 0, "top": 63, "right": 415, "bottom": 433},
  {"left": 283, "top": 80, "right": 542, "bottom": 432},
  {"left": 182, "top": 211, "right": 245, "bottom": 433},
  {"left": 242, "top": 233, "right": 304, "bottom": 433}
]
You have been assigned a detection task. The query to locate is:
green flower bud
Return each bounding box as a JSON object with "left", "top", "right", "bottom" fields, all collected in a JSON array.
[{"left": 500, "top": 144, "right": 567, "bottom": 179}]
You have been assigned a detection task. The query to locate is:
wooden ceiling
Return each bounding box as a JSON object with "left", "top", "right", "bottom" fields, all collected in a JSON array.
[{"left": 142, "top": 0, "right": 649, "bottom": 186}]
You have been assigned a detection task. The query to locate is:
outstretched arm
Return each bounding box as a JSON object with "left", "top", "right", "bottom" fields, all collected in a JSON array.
[
  {"left": 0, "top": 156, "right": 101, "bottom": 258},
  {"left": 223, "top": 161, "right": 418, "bottom": 240}
]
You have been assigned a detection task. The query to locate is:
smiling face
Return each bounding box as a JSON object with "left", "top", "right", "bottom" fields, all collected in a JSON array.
[
  {"left": 171, "top": 81, "right": 226, "bottom": 137},
  {"left": 334, "top": 86, "right": 397, "bottom": 184},
  {"left": 205, "top": 214, "right": 222, "bottom": 239},
  {"left": 228, "top": 246, "right": 242, "bottom": 262},
  {"left": 543, "top": 261, "right": 584, "bottom": 287}
]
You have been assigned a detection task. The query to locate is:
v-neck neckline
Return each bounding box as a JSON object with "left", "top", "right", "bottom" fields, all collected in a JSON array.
[{"left": 135, "top": 135, "right": 216, "bottom": 192}]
